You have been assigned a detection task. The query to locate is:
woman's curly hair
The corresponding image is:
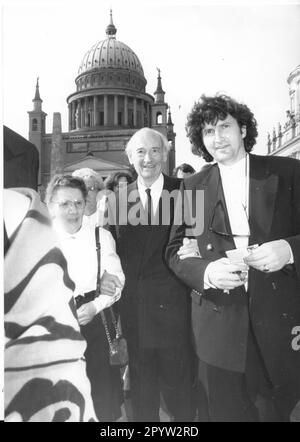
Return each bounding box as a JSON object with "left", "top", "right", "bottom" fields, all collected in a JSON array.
[
  {"left": 45, "top": 174, "right": 88, "bottom": 205},
  {"left": 186, "top": 94, "right": 258, "bottom": 162}
]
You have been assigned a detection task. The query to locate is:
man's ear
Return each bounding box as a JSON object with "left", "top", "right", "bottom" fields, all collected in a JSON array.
[
  {"left": 241, "top": 125, "right": 247, "bottom": 139},
  {"left": 127, "top": 151, "right": 133, "bottom": 164},
  {"left": 163, "top": 149, "right": 168, "bottom": 163}
]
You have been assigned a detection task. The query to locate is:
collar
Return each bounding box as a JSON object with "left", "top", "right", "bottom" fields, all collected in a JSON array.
[
  {"left": 137, "top": 173, "right": 164, "bottom": 193},
  {"left": 137, "top": 174, "right": 164, "bottom": 209},
  {"left": 218, "top": 154, "right": 248, "bottom": 179},
  {"left": 52, "top": 219, "right": 85, "bottom": 240}
]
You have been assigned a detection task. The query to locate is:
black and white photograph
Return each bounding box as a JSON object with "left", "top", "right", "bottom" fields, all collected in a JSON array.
[{"left": 2, "top": 0, "right": 300, "bottom": 424}]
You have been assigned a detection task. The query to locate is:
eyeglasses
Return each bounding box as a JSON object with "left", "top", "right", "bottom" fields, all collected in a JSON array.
[
  {"left": 51, "top": 199, "right": 85, "bottom": 210},
  {"left": 208, "top": 200, "right": 250, "bottom": 239}
]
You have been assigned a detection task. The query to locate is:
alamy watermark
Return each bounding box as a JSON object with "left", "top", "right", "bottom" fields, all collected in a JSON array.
[
  {"left": 102, "top": 188, "right": 205, "bottom": 236},
  {"left": 291, "top": 326, "right": 300, "bottom": 351}
]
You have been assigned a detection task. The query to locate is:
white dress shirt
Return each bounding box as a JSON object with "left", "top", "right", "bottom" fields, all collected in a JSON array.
[
  {"left": 204, "top": 154, "right": 293, "bottom": 289},
  {"left": 218, "top": 155, "right": 293, "bottom": 263},
  {"left": 137, "top": 173, "right": 164, "bottom": 214},
  {"left": 218, "top": 155, "right": 250, "bottom": 250},
  {"left": 82, "top": 211, "right": 99, "bottom": 228},
  {"left": 53, "top": 221, "right": 125, "bottom": 313},
  {"left": 204, "top": 156, "right": 249, "bottom": 289}
]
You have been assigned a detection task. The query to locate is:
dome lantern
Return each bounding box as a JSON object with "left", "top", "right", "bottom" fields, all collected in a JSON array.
[
  {"left": 106, "top": 9, "right": 117, "bottom": 38},
  {"left": 75, "top": 11, "right": 146, "bottom": 92}
]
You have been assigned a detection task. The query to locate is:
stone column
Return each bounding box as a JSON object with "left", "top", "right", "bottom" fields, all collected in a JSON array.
[
  {"left": 84, "top": 97, "right": 89, "bottom": 127},
  {"left": 114, "top": 95, "right": 118, "bottom": 126},
  {"left": 50, "top": 113, "right": 63, "bottom": 178},
  {"left": 124, "top": 95, "right": 128, "bottom": 126},
  {"left": 104, "top": 95, "right": 108, "bottom": 126},
  {"left": 68, "top": 103, "right": 72, "bottom": 131},
  {"left": 71, "top": 102, "right": 76, "bottom": 129},
  {"left": 133, "top": 97, "right": 137, "bottom": 127},
  {"left": 146, "top": 102, "right": 150, "bottom": 127},
  {"left": 80, "top": 99, "right": 85, "bottom": 128},
  {"left": 77, "top": 100, "right": 81, "bottom": 129},
  {"left": 93, "top": 96, "right": 98, "bottom": 126}
]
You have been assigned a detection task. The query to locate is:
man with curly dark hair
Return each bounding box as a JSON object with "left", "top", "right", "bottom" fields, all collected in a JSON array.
[
  {"left": 166, "top": 94, "right": 300, "bottom": 421},
  {"left": 186, "top": 94, "right": 258, "bottom": 162}
]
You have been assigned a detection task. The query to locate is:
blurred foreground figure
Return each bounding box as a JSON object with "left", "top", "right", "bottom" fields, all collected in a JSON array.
[{"left": 4, "top": 188, "right": 96, "bottom": 422}]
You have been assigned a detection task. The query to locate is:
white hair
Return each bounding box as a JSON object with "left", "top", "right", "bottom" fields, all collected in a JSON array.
[
  {"left": 125, "top": 128, "right": 170, "bottom": 157},
  {"left": 72, "top": 168, "right": 104, "bottom": 190}
]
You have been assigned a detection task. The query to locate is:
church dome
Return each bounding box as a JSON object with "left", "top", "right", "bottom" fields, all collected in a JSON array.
[
  {"left": 78, "top": 38, "right": 144, "bottom": 77},
  {"left": 78, "top": 11, "right": 144, "bottom": 78}
]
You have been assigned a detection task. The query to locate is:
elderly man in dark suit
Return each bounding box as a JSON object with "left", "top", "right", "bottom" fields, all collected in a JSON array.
[
  {"left": 166, "top": 94, "right": 300, "bottom": 422},
  {"left": 106, "top": 128, "right": 194, "bottom": 422}
]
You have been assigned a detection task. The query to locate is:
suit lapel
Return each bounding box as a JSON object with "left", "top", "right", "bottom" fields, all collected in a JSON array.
[
  {"left": 249, "top": 154, "right": 278, "bottom": 245},
  {"left": 118, "top": 181, "right": 147, "bottom": 248},
  {"left": 126, "top": 181, "right": 146, "bottom": 226},
  {"left": 139, "top": 175, "right": 176, "bottom": 267},
  {"left": 201, "top": 164, "right": 235, "bottom": 253}
]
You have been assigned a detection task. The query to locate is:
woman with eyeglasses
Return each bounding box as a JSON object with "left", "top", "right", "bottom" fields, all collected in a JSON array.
[{"left": 46, "top": 174, "right": 125, "bottom": 422}]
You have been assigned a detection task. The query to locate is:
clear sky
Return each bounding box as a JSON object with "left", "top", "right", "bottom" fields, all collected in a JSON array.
[{"left": 2, "top": 0, "right": 300, "bottom": 171}]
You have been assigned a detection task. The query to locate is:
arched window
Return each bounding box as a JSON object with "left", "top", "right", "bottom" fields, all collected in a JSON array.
[
  {"left": 156, "top": 112, "right": 162, "bottom": 125},
  {"left": 32, "top": 118, "right": 38, "bottom": 131}
]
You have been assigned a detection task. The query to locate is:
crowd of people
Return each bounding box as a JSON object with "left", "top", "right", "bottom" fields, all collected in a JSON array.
[{"left": 4, "top": 93, "right": 300, "bottom": 422}]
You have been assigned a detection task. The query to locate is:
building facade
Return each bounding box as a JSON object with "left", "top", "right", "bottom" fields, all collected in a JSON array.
[
  {"left": 267, "top": 64, "right": 300, "bottom": 160},
  {"left": 28, "top": 12, "right": 176, "bottom": 192}
]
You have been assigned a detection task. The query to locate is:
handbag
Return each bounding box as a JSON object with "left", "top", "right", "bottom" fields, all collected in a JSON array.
[
  {"left": 100, "top": 307, "right": 129, "bottom": 366},
  {"left": 95, "top": 227, "right": 129, "bottom": 367}
]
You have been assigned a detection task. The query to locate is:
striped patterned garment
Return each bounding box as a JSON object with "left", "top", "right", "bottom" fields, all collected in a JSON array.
[{"left": 4, "top": 188, "right": 97, "bottom": 422}]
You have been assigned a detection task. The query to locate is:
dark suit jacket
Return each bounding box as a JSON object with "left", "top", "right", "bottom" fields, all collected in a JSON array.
[
  {"left": 108, "top": 174, "right": 191, "bottom": 349},
  {"left": 166, "top": 154, "right": 300, "bottom": 389}
]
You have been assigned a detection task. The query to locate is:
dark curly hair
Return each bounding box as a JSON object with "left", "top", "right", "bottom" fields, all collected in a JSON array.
[
  {"left": 186, "top": 94, "right": 258, "bottom": 162},
  {"left": 104, "top": 171, "right": 134, "bottom": 192},
  {"left": 172, "top": 163, "right": 196, "bottom": 177},
  {"left": 45, "top": 174, "right": 88, "bottom": 205}
]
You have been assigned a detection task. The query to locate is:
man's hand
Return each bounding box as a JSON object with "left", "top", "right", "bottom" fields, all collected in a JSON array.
[
  {"left": 206, "top": 258, "right": 247, "bottom": 291},
  {"left": 244, "top": 240, "right": 292, "bottom": 273},
  {"left": 177, "top": 238, "right": 201, "bottom": 260},
  {"left": 100, "top": 270, "right": 122, "bottom": 296},
  {"left": 77, "top": 301, "right": 97, "bottom": 326},
  {"left": 97, "top": 294, "right": 119, "bottom": 312}
]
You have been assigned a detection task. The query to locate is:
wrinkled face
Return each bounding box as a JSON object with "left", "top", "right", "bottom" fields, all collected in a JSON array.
[
  {"left": 128, "top": 131, "right": 168, "bottom": 186},
  {"left": 83, "top": 177, "right": 98, "bottom": 215},
  {"left": 202, "top": 114, "right": 246, "bottom": 166},
  {"left": 48, "top": 187, "right": 85, "bottom": 233}
]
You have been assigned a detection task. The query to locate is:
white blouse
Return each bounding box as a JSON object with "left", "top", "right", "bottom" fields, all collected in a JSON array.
[{"left": 53, "top": 221, "right": 125, "bottom": 313}]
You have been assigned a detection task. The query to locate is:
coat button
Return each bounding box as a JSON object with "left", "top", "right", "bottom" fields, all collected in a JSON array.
[{"left": 206, "top": 244, "right": 213, "bottom": 251}]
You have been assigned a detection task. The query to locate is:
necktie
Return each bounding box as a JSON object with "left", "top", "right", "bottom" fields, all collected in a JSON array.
[{"left": 145, "top": 188, "right": 153, "bottom": 226}]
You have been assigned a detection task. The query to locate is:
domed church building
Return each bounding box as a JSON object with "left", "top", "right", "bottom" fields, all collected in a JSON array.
[{"left": 28, "top": 11, "right": 176, "bottom": 192}]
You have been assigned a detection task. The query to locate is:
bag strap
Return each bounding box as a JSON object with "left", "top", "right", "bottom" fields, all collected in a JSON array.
[
  {"left": 110, "top": 307, "right": 121, "bottom": 338},
  {"left": 95, "top": 227, "right": 120, "bottom": 352},
  {"left": 95, "top": 226, "right": 101, "bottom": 296}
]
